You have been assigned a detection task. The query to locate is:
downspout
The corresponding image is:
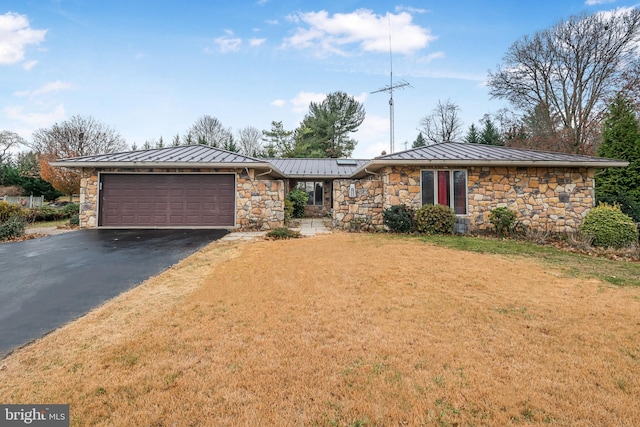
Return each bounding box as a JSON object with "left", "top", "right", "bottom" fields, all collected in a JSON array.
[{"left": 256, "top": 168, "right": 273, "bottom": 177}]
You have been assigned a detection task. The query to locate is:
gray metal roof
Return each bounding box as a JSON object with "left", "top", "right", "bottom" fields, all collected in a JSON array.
[
  {"left": 266, "top": 158, "right": 369, "bottom": 178},
  {"left": 51, "top": 144, "right": 280, "bottom": 172},
  {"left": 352, "top": 142, "right": 628, "bottom": 177},
  {"left": 51, "top": 142, "right": 628, "bottom": 179}
]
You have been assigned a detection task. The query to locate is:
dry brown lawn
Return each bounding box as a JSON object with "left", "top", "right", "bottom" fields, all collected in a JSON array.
[{"left": 1, "top": 233, "right": 639, "bottom": 426}]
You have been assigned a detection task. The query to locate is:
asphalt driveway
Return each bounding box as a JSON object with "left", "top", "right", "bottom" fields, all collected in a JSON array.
[{"left": 0, "top": 229, "right": 227, "bottom": 358}]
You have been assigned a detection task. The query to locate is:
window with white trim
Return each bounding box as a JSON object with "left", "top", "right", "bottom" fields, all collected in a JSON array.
[{"left": 421, "top": 170, "right": 467, "bottom": 215}]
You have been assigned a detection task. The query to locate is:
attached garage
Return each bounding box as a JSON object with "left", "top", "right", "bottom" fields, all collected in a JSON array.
[{"left": 99, "top": 173, "right": 235, "bottom": 227}]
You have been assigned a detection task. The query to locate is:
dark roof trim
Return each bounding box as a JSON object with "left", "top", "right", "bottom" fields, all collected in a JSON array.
[{"left": 351, "top": 158, "right": 629, "bottom": 177}]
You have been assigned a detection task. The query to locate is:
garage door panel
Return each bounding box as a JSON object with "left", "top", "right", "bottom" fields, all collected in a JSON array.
[{"left": 99, "top": 174, "right": 235, "bottom": 227}]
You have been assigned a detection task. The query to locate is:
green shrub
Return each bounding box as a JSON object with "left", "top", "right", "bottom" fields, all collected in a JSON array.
[
  {"left": 0, "top": 215, "right": 26, "bottom": 240},
  {"left": 579, "top": 203, "right": 638, "bottom": 248},
  {"left": 284, "top": 199, "right": 294, "bottom": 222},
  {"left": 382, "top": 204, "right": 415, "bottom": 233},
  {"left": 32, "top": 205, "right": 62, "bottom": 222},
  {"left": 415, "top": 204, "right": 456, "bottom": 234},
  {"left": 287, "top": 188, "right": 309, "bottom": 218},
  {"left": 0, "top": 201, "right": 27, "bottom": 222},
  {"left": 68, "top": 213, "right": 80, "bottom": 226},
  {"left": 265, "top": 227, "right": 302, "bottom": 240},
  {"left": 489, "top": 207, "right": 517, "bottom": 236},
  {"left": 61, "top": 203, "right": 80, "bottom": 218}
]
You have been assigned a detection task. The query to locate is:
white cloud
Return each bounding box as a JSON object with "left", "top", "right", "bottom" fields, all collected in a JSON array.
[
  {"left": 585, "top": 0, "right": 615, "bottom": 5},
  {"left": 291, "top": 91, "right": 327, "bottom": 112},
  {"left": 420, "top": 51, "right": 445, "bottom": 63},
  {"left": 352, "top": 114, "right": 391, "bottom": 158},
  {"left": 282, "top": 9, "right": 435, "bottom": 57},
  {"left": 214, "top": 31, "right": 242, "bottom": 52},
  {"left": 14, "top": 80, "right": 76, "bottom": 97},
  {"left": 249, "top": 37, "right": 266, "bottom": 47},
  {"left": 0, "top": 12, "right": 46, "bottom": 66},
  {"left": 271, "top": 99, "right": 286, "bottom": 107},
  {"left": 4, "top": 104, "right": 66, "bottom": 129},
  {"left": 395, "top": 6, "right": 428, "bottom": 14}
]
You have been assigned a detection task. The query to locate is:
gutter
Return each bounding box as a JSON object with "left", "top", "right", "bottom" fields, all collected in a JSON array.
[{"left": 50, "top": 161, "right": 287, "bottom": 178}]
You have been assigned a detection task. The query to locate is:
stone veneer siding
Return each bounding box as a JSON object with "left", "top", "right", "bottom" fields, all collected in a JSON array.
[
  {"left": 332, "top": 178, "right": 384, "bottom": 230},
  {"left": 78, "top": 168, "right": 284, "bottom": 230},
  {"left": 332, "top": 165, "right": 595, "bottom": 233}
]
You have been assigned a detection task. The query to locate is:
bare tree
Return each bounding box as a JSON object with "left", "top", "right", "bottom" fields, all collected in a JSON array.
[
  {"left": 0, "top": 131, "right": 25, "bottom": 162},
  {"left": 419, "top": 99, "right": 463, "bottom": 144},
  {"left": 186, "top": 115, "right": 232, "bottom": 147},
  {"left": 488, "top": 8, "right": 640, "bottom": 154},
  {"left": 31, "top": 115, "right": 127, "bottom": 198},
  {"left": 236, "top": 126, "right": 263, "bottom": 157}
]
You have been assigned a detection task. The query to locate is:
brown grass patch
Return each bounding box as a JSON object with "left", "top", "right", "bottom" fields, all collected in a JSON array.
[{"left": 1, "top": 233, "right": 639, "bottom": 426}]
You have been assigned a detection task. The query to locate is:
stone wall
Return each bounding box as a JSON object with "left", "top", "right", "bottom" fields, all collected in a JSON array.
[
  {"left": 332, "top": 178, "right": 384, "bottom": 230},
  {"left": 331, "top": 165, "right": 595, "bottom": 233},
  {"left": 77, "top": 168, "right": 284, "bottom": 230},
  {"left": 468, "top": 166, "right": 594, "bottom": 232},
  {"left": 237, "top": 169, "right": 285, "bottom": 230}
]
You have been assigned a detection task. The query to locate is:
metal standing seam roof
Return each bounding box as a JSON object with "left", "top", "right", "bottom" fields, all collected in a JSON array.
[
  {"left": 266, "top": 158, "right": 369, "bottom": 178},
  {"left": 351, "top": 142, "right": 629, "bottom": 177},
  {"left": 51, "top": 144, "right": 273, "bottom": 167},
  {"left": 51, "top": 142, "right": 628, "bottom": 179}
]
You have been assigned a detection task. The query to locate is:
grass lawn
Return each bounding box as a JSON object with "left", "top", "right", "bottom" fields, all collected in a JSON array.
[{"left": 0, "top": 233, "right": 639, "bottom": 426}]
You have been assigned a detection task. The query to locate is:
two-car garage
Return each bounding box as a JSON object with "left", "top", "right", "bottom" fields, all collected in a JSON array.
[{"left": 98, "top": 174, "right": 235, "bottom": 227}]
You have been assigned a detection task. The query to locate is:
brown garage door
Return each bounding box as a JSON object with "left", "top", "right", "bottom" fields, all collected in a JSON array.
[{"left": 99, "top": 174, "right": 235, "bottom": 227}]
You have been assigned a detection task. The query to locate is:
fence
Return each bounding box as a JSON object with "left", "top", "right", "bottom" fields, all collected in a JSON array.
[{"left": 2, "top": 195, "right": 45, "bottom": 208}]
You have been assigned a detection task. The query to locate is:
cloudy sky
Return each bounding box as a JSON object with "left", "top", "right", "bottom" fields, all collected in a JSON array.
[{"left": 1, "top": 0, "right": 638, "bottom": 158}]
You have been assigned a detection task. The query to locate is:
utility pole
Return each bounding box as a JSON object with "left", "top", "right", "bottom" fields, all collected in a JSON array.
[{"left": 371, "top": 15, "right": 411, "bottom": 154}]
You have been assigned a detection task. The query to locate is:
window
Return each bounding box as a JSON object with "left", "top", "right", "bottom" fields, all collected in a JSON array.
[
  {"left": 421, "top": 170, "right": 467, "bottom": 215},
  {"left": 296, "top": 181, "right": 324, "bottom": 205}
]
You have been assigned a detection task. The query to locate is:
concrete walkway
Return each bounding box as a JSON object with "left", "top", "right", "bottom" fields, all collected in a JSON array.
[{"left": 220, "top": 217, "right": 331, "bottom": 241}]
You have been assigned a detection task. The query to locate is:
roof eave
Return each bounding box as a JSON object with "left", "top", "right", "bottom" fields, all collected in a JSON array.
[
  {"left": 50, "top": 160, "right": 284, "bottom": 173},
  {"left": 351, "top": 159, "right": 629, "bottom": 177}
]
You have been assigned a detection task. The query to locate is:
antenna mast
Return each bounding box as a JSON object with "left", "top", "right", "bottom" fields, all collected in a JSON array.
[{"left": 371, "top": 15, "right": 411, "bottom": 154}]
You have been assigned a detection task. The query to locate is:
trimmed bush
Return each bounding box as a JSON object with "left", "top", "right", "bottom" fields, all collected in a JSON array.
[
  {"left": 68, "top": 214, "right": 80, "bottom": 226},
  {"left": 265, "top": 227, "right": 301, "bottom": 240},
  {"left": 60, "top": 203, "right": 80, "bottom": 218},
  {"left": 383, "top": 204, "right": 415, "bottom": 233},
  {"left": 489, "top": 207, "right": 517, "bottom": 236},
  {"left": 579, "top": 203, "right": 638, "bottom": 248},
  {"left": 284, "top": 199, "right": 294, "bottom": 222},
  {"left": 0, "top": 215, "right": 26, "bottom": 240},
  {"left": 0, "top": 201, "right": 25, "bottom": 222},
  {"left": 415, "top": 204, "right": 456, "bottom": 234},
  {"left": 287, "top": 188, "right": 309, "bottom": 218}
]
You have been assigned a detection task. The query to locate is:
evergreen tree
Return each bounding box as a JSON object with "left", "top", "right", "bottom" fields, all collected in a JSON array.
[
  {"left": 464, "top": 124, "right": 481, "bottom": 144},
  {"left": 172, "top": 133, "right": 181, "bottom": 147},
  {"left": 480, "top": 117, "right": 504, "bottom": 146},
  {"left": 596, "top": 93, "right": 640, "bottom": 221},
  {"left": 412, "top": 132, "right": 426, "bottom": 148},
  {"left": 156, "top": 136, "right": 164, "bottom": 148}
]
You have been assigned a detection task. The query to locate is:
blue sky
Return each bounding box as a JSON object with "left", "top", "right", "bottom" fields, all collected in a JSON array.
[{"left": 1, "top": 0, "right": 639, "bottom": 158}]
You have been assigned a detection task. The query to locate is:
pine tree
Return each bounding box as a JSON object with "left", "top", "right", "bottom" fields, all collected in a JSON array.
[
  {"left": 480, "top": 118, "right": 503, "bottom": 146},
  {"left": 412, "top": 132, "right": 426, "bottom": 148},
  {"left": 464, "top": 124, "right": 480, "bottom": 144},
  {"left": 596, "top": 93, "right": 640, "bottom": 221}
]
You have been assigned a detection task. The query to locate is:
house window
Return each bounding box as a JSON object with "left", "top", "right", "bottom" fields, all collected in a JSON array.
[
  {"left": 296, "top": 181, "right": 324, "bottom": 205},
  {"left": 421, "top": 170, "right": 467, "bottom": 215}
]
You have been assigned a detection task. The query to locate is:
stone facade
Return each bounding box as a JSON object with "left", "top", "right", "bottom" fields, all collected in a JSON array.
[
  {"left": 332, "top": 178, "right": 384, "bottom": 230},
  {"left": 331, "top": 165, "right": 596, "bottom": 233},
  {"left": 467, "top": 166, "right": 594, "bottom": 232},
  {"left": 77, "top": 168, "right": 284, "bottom": 230}
]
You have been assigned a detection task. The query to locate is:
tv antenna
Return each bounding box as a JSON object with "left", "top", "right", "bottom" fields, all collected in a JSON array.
[{"left": 371, "top": 15, "right": 412, "bottom": 154}]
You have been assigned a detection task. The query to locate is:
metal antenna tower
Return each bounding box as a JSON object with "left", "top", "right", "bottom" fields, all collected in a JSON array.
[{"left": 371, "top": 15, "right": 411, "bottom": 154}]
